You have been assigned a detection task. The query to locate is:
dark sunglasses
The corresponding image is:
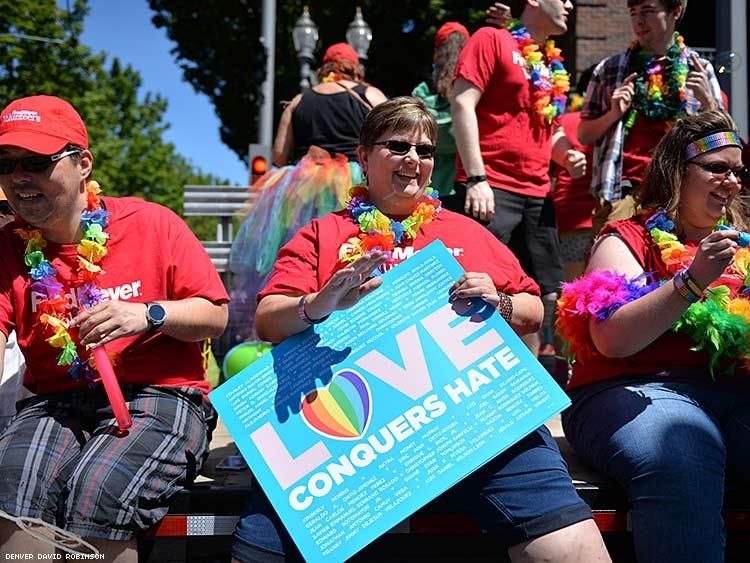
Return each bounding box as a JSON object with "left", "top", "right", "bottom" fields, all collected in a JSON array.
[
  {"left": 689, "top": 160, "right": 750, "bottom": 185},
  {"left": 0, "top": 149, "right": 82, "bottom": 175},
  {"left": 373, "top": 140, "right": 435, "bottom": 159}
]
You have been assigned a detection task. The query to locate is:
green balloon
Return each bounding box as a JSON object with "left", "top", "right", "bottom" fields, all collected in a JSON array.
[{"left": 222, "top": 342, "right": 272, "bottom": 379}]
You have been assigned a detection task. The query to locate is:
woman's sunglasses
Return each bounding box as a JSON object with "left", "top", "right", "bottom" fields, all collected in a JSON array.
[
  {"left": 0, "top": 148, "right": 82, "bottom": 175},
  {"left": 688, "top": 160, "right": 750, "bottom": 186},
  {"left": 373, "top": 140, "right": 435, "bottom": 159}
]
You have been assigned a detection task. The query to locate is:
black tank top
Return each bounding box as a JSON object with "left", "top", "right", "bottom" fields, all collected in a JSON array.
[{"left": 291, "top": 84, "right": 371, "bottom": 162}]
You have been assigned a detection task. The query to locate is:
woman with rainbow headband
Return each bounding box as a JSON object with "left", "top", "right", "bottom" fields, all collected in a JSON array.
[
  {"left": 558, "top": 110, "right": 750, "bottom": 562},
  {"left": 230, "top": 97, "right": 610, "bottom": 563}
]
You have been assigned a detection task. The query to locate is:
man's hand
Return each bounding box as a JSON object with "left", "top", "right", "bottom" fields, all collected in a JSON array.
[
  {"left": 486, "top": 2, "right": 511, "bottom": 28},
  {"left": 563, "top": 149, "right": 587, "bottom": 179},
  {"left": 687, "top": 52, "right": 716, "bottom": 110},
  {"left": 609, "top": 72, "right": 637, "bottom": 118},
  {"left": 73, "top": 301, "right": 151, "bottom": 347},
  {"left": 465, "top": 180, "right": 495, "bottom": 222}
]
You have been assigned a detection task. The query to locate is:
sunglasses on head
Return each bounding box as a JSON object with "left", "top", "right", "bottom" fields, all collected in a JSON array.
[
  {"left": 373, "top": 140, "right": 435, "bottom": 159},
  {"left": 0, "top": 148, "right": 83, "bottom": 175},
  {"left": 688, "top": 160, "right": 750, "bottom": 185}
]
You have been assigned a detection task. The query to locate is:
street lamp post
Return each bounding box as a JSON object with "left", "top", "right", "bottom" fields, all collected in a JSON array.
[
  {"left": 346, "top": 7, "right": 373, "bottom": 72},
  {"left": 292, "top": 6, "right": 319, "bottom": 90}
]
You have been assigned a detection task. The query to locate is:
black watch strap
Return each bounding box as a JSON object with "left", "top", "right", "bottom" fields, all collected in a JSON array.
[{"left": 466, "top": 174, "right": 488, "bottom": 185}]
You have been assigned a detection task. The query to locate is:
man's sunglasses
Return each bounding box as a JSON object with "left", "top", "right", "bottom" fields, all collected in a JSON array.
[
  {"left": 0, "top": 149, "right": 82, "bottom": 175},
  {"left": 688, "top": 160, "right": 750, "bottom": 185},
  {"left": 373, "top": 140, "right": 435, "bottom": 159}
]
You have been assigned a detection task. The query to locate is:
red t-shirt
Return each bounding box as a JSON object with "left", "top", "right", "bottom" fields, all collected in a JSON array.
[
  {"left": 551, "top": 112, "right": 595, "bottom": 233},
  {"left": 454, "top": 27, "right": 554, "bottom": 198},
  {"left": 0, "top": 197, "right": 229, "bottom": 395},
  {"left": 567, "top": 216, "right": 749, "bottom": 390},
  {"left": 258, "top": 209, "right": 540, "bottom": 301},
  {"left": 621, "top": 115, "right": 669, "bottom": 185}
]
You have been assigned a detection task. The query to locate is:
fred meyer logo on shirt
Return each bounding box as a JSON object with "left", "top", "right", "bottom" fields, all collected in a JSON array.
[
  {"left": 30, "top": 280, "right": 143, "bottom": 313},
  {"left": 337, "top": 244, "right": 465, "bottom": 273}
]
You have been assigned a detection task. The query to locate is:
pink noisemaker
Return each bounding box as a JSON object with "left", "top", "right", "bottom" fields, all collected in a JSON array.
[{"left": 93, "top": 345, "right": 132, "bottom": 433}]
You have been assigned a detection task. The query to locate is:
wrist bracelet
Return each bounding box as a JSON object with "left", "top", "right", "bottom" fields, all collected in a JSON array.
[
  {"left": 682, "top": 269, "right": 704, "bottom": 297},
  {"left": 298, "top": 295, "right": 330, "bottom": 325},
  {"left": 673, "top": 272, "right": 700, "bottom": 303},
  {"left": 496, "top": 292, "right": 514, "bottom": 323},
  {"left": 466, "top": 175, "right": 487, "bottom": 186}
]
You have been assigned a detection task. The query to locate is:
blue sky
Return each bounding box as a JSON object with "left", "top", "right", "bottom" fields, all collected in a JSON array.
[{"left": 80, "top": 0, "right": 249, "bottom": 185}]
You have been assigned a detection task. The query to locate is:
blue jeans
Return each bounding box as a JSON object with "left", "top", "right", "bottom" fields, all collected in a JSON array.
[
  {"left": 563, "top": 378, "right": 750, "bottom": 563},
  {"left": 232, "top": 426, "right": 592, "bottom": 562}
]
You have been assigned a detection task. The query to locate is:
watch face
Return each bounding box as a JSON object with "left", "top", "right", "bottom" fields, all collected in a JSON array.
[{"left": 148, "top": 303, "right": 167, "bottom": 323}]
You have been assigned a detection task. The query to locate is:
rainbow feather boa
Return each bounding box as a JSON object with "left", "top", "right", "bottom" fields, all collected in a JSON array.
[
  {"left": 507, "top": 19, "right": 570, "bottom": 124},
  {"left": 557, "top": 209, "right": 750, "bottom": 376},
  {"left": 16, "top": 181, "right": 110, "bottom": 382}
]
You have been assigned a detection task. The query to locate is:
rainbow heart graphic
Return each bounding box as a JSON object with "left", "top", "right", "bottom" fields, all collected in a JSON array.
[{"left": 300, "top": 369, "right": 372, "bottom": 440}]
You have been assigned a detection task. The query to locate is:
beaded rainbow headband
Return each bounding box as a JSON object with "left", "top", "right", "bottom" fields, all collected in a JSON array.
[{"left": 684, "top": 130, "right": 742, "bottom": 161}]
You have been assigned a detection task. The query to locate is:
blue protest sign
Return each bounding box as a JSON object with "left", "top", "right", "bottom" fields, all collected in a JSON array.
[{"left": 210, "top": 241, "right": 570, "bottom": 562}]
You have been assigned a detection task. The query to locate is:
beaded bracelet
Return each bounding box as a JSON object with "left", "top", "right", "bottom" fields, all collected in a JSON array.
[
  {"left": 297, "top": 295, "right": 330, "bottom": 325},
  {"left": 673, "top": 271, "right": 700, "bottom": 303},
  {"left": 496, "top": 292, "right": 514, "bottom": 323}
]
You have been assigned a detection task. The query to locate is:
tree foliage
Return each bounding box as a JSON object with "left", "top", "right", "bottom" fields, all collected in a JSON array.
[
  {"left": 148, "top": 0, "right": 493, "bottom": 163},
  {"left": 0, "top": 0, "right": 226, "bottom": 226}
]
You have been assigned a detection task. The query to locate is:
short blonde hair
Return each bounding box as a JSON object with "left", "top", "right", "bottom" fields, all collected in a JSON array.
[{"left": 359, "top": 97, "right": 437, "bottom": 150}]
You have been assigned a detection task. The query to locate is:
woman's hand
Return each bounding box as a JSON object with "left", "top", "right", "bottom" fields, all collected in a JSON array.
[
  {"left": 305, "top": 252, "right": 388, "bottom": 318},
  {"left": 449, "top": 272, "right": 497, "bottom": 303},
  {"left": 73, "top": 301, "right": 149, "bottom": 347},
  {"left": 687, "top": 229, "right": 739, "bottom": 290}
]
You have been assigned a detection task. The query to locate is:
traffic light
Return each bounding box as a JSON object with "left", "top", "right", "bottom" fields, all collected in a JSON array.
[{"left": 248, "top": 143, "right": 271, "bottom": 185}]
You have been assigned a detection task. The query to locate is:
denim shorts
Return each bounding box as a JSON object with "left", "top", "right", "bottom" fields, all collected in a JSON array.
[{"left": 231, "top": 425, "right": 592, "bottom": 562}]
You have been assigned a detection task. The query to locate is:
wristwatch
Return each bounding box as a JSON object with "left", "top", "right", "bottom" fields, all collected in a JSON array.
[
  {"left": 466, "top": 174, "right": 488, "bottom": 186},
  {"left": 145, "top": 302, "right": 167, "bottom": 331}
]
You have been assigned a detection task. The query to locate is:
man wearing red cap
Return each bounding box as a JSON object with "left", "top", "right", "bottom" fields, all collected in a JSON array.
[
  {"left": 0, "top": 95, "right": 229, "bottom": 561},
  {"left": 452, "top": 0, "right": 585, "bottom": 357}
]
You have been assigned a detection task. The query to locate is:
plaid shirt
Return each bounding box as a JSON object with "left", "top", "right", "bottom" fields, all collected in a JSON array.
[{"left": 583, "top": 46, "right": 724, "bottom": 201}]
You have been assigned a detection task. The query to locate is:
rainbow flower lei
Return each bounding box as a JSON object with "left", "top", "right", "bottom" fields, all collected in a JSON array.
[
  {"left": 16, "top": 181, "right": 111, "bottom": 382},
  {"left": 624, "top": 33, "right": 689, "bottom": 133},
  {"left": 558, "top": 209, "right": 750, "bottom": 376},
  {"left": 338, "top": 184, "right": 441, "bottom": 263},
  {"left": 507, "top": 19, "right": 571, "bottom": 124}
]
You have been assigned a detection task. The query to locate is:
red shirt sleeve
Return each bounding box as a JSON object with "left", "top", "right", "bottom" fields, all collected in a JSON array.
[
  {"left": 442, "top": 212, "right": 540, "bottom": 296},
  {"left": 257, "top": 220, "right": 323, "bottom": 302},
  {"left": 454, "top": 27, "right": 502, "bottom": 92},
  {"left": 479, "top": 228, "right": 540, "bottom": 296},
  {"left": 159, "top": 205, "right": 230, "bottom": 304},
  {"left": 599, "top": 218, "right": 652, "bottom": 269}
]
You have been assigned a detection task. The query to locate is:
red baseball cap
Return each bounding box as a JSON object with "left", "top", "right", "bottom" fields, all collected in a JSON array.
[
  {"left": 435, "top": 22, "right": 469, "bottom": 48},
  {"left": 0, "top": 95, "right": 89, "bottom": 154},
  {"left": 322, "top": 42, "right": 359, "bottom": 65}
]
